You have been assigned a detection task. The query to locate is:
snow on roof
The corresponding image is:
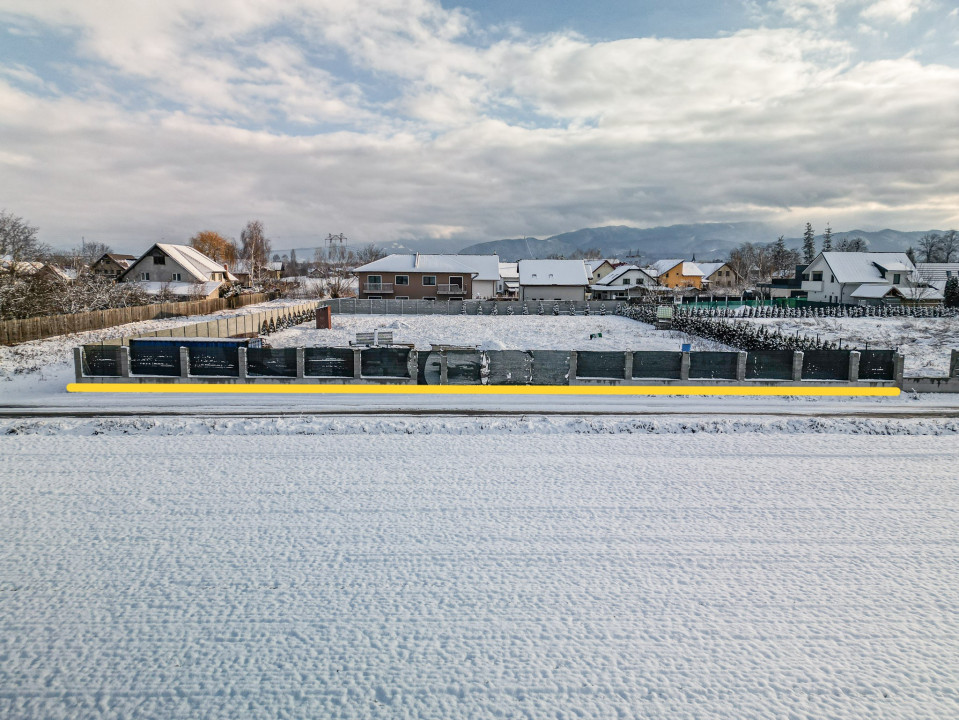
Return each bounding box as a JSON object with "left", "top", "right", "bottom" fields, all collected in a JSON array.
[
  {"left": 355, "top": 253, "right": 483, "bottom": 276},
  {"left": 916, "top": 263, "right": 959, "bottom": 281},
  {"left": 594, "top": 264, "right": 655, "bottom": 286},
  {"left": 819, "top": 252, "right": 914, "bottom": 284},
  {"left": 135, "top": 281, "right": 222, "bottom": 297},
  {"left": 143, "top": 243, "right": 233, "bottom": 283},
  {"left": 518, "top": 259, "right": 590, "bottom": 286},
  {"left": 646, "top": 259, "right": 706, "bottom": 277},
  {"left": 696, "top": 262, "right": 727, "bottom": 277},
  {"left": 498, "top": 262, "right": 519, "bottom": 280},
  {"left": 850, "top": 284, "right": 898, "bottom": 299},
  {"left": 455, "top": 255, "right": 501, "bottom": 281}
]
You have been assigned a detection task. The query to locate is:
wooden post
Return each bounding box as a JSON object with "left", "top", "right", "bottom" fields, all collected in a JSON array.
[
  {"left": 792, "top": 351, "right": 804, "bottom": 382},
  {"left": 848, "top": 351, "right": 860, "bottom": 383}
]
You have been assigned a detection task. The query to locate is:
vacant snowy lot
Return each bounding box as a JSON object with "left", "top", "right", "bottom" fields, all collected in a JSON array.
[
  {"left": 2, "top": 424, "right": 958, "bottom": 720},
  {"left": 740, "top": 315, "right": 959, "bottom": 377},
  {"left": 269, "top": 314, "right": 724, "bottom": 352}
]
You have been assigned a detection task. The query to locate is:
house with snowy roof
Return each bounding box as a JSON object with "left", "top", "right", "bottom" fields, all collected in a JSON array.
[
  {"left": 353, "top": 253, "right": 500, "bottom": 300},
  {"left": 589, "top": 264, "right": 659, "bottom": 300},
  {"left": 585, "top": 259, "right": 618, "bottom": 284},
  {"left": 645, "top": 259, "right": 706, "bottom": 289},
  {"left": 800, "top": 252, "right": 942, "bottom": 306},
  {"left": 695, "top": 262, "right": 739, "bottom": 290},
  {"left": 518, "top": 259, "right": 590, "bottom": 301},
  {"left": 119, "top": 243, "right": 237, "bottom": 299},
  {"left": 91, "top": 253, "right": 136, "bottom": 279},
  {"left": 497, "top": 261, "right": 519, "bottom": 297}
]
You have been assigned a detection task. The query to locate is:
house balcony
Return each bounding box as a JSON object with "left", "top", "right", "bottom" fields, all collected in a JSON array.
[
  {"left": 437, "top": 284, "right": 466, "bottom": 295},
  {"left": 363, "top": 282, "right": 393, "bottom": 293},
  {"left": 801, "top": 281, "right": 823, "bottom": 292}
]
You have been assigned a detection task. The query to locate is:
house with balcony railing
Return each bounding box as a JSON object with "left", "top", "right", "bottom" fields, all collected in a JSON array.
[
  {"left": 354, "top": 253, "right": 500, "bottom": 300},
  {"left": 799, "top": 252, "right": 942, "bottom": 306}
]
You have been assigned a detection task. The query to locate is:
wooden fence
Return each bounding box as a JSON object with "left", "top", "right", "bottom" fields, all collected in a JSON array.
[{"left": 0, "top": 293, "right": 273, "bottom": 345}]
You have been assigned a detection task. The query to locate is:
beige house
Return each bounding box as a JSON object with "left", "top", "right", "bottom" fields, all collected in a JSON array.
[
  {"left": 696, "top": 262, "right": 739, "bottom": 290},
  {"left": 91, "top": 253, "right": 136, "bottom": 279}
]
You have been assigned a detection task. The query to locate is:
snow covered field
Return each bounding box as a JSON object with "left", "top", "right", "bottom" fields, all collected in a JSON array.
[
  {"left": 2, "top": 425, "right": 958, "bottom": 719},
  {"left": 740, "top": 315, "right": 959, "bottom": 377},
  {"left": 268, "top": 314, "right": 725, "bottom": 352}
]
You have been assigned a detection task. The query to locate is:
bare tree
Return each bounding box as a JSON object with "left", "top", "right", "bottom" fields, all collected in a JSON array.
[
  {"left": 835, "top": 236, "right": 869, "bottom": 252},
  {"left": 0, "top": 211, "right": 47, "bottom": 275},
  {"left": 240, "top": 220, "right": 272, "bottom": 286},
  {"left": 916, "top": 233, "right": 942, "bottom": 263},
  {"left": 355, "top": 243, "right": 387, "bottom": 265},
  {"left": 938, "top": 230, "right": 958, "bottom": 263}
]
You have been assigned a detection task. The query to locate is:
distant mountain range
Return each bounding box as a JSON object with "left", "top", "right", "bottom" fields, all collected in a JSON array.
[{"left": 458, "top": 224, "right": 942, "bottom": 262}]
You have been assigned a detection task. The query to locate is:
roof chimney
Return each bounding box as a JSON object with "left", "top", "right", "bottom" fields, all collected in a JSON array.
[{"left": 414, "top": 252, "right": 420, "bottom": 268}]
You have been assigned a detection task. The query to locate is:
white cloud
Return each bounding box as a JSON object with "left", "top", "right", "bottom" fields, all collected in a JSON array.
[
  {"left": 861, "top": 0, "right": 929, "bottom": 24},
  {"left": 0, "top": 0, "right": 957, "bottom": 250}
]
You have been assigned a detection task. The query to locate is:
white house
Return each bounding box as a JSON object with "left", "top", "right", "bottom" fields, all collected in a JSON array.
[
  {"left": 456, "top": 255, "right": 501, "bottom": 299},
  {"left": 800, "top": 252, "right": 941, "bottom": 305},
  {"left": 586, "top": 259, "right": 618, "bottom": 284},
  {"left": 518, "top": 259, "right": 591, "bottom": 301},
  {"left": 497, "top": 262, "right": 519, "bottom": 297},
  {"left": 589, "top": 264, "right": 659, "bottom": 300},
  {"left": 119, "top": 243, "right": 237, "bottom": 299}
]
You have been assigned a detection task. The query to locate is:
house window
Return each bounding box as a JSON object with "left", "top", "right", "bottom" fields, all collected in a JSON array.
[
  {"left": 422, "top": 276, "right": 436, "bottom": 286},
  {"left": 622, "top": 278, "right": 630, "bottom": 285},
  {"left": 395, "top": 296, "right": 409, "bottom": 300},
  {"left": 172, "top": 273, "right": 181, "bottom": 281},
  {"left": 802, "top": 273, "right": 810, "bottom": 281},
  {"left": 368, "top": 275, "right": 382, "bottom": 284},
  {"left": 138, "top": 272, "right": 150, "bottom": 281},
  {"left": 153, "top": 255, "right": 165, "bottom": 265},
  {"left": 812, "top": 272, "right": 823, "bottom": 281},
  {"left": 395, "top": 275, "right": 409, "bottom": 286},
  {"left": 893, "top": 273, "right": 901, "bottom": 284},
  {"left": 831, "top": 275, "right": 835, "bottom": 283}
]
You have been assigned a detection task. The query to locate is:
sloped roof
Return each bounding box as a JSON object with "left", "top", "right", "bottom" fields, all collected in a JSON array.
[
  {"left": 819, "top": 252, "right": 914, "bottom": 284},
  {"left": 455, "top": 255, "right": 501, "bottom": 281},
  {"left": 594, "top": 264, "right": 655, "bottom": 286},
  {"left": 498, "top": 262, "right": 519, "bottom": 280},
  {"left": 850, "top": 284, "right": 898, "bottom": 299},
  {"left": 916, "top": 263, "right": 959, "bottom": 281},
  {"left": 518, "top": 259, "right": 590, "bottom": 286},
  {"left": 355, "top": 253, "right": 482, "bottom": 276},
  {"left": 98, "top": 253, "right": 136, "bottom": 268},
  {"left": 647, "top": 259, "right": 704, "bottom": 277},
  {"left": 696, "top": 262, "right": 728, "bottom": 278}
]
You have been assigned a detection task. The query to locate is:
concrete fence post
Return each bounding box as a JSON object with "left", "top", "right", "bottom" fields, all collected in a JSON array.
[
  {"left": 296, "top": 348, "right": 305, "bottom": 379},
  {"left": 736, "top": 351, "right": 747, "bottom": 381},
  {"left": 950, "top": 349, "right": 959, "bottom": 378},
  {"left": 353, "top": 349, "right": 363, "bottom": 380},
  {"left": 848, "top": 351, "right": 860, "bottom": 383},
  {"left": 893, "top": 352, "right": 905, "bottom": 388},
  {"left": 407, "top": 350, "right": 418, "bottom": 384},
  {"left": 680, "top": 352, "right": 691, "bottom": 381},
  {"left": 119, "top": 346, "right": 131, "bottom": 378},
  {"left": 623, "top": 351, "right": 633, "bottom": 380},
  {"left": 568, "top": 351, "right": 578, "bottom": 382},
  {"left": 440, "top": 351, "right": 449, "bottom": 384},
  {"left": 74, "top": 347, "right": 84, "bottom": 381},
  {"left": 179, "top": 347, "right": 190, "bottom": 379},
  {"left": 238, "top": 347, "right": 248, "bottom": 380},
  {"left": 792, "top": 351, "right": 804, "bottom": 382}
]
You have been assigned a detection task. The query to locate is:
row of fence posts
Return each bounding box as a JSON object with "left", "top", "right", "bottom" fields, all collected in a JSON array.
[{"left": 75, "top": 346, "right": 903, "bottom": 385}]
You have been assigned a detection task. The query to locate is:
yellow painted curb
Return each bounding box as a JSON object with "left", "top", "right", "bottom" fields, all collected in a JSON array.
[{"left": 67, "top": 383, "right": 901, "bottom": 397}]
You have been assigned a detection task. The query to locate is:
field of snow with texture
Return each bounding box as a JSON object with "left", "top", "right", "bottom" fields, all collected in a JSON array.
[
  {"left": 2, "top": 422, "right": 958, "bottom": 719},
  {"left": 268, "top": 314, "right": 727, "bottom": 352},
  {"left": 739, "top": 315, "right": 959, "bottom": 377}
]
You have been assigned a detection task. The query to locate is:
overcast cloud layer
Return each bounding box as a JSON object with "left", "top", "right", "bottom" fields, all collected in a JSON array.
[{"left": 0, "top": 0, "right": 957, "bottom": 253}]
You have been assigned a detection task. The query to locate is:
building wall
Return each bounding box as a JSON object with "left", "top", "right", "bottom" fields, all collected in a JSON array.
[
  {"left": 706, "top": 265, "right": 737, "bottom": 288},
  {"left": 521, "top": 285, "right": 587, "bottom": 301},
  {"left": 92, "top": 258, "right": 127, "bottom": 278},
  {"left": 660, "top": 265, "right": 703, "bottom": 289},
  {"left": 472, "top": 279, "right": 495, "bottom": 299},
  {"left": 124, "top": 255, "right": 197, "bottom": 284},
  {"left": 356, "top": 271, "right": 474, "bottom": 300}
]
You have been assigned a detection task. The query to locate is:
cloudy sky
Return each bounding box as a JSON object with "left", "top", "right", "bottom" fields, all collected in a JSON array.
[{"left": 1, "top": 0, "right": 957, "bottom": 254}]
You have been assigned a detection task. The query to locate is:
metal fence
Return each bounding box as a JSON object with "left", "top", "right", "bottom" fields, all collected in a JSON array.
[
  {"left": 323, "top": 298, "right": 620, "bottom": 316},
  {"left": 75, "top": 344, "right": 900, "bottom": 386}
]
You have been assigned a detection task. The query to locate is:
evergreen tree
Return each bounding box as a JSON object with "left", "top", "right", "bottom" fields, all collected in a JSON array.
[
  {"left": 802, "top": 223, "right": 816, "bottom": 263},
  {"left": 822, "top": 224, "right": 832, "bottom": 252},
  {"left": 945, "top": 276, "right": 959, "bottom": 308}
]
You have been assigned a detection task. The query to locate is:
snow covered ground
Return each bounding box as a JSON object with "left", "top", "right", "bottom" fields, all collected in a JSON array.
[
  {"left": 2, "top": 425, "right": 958, "bottom": 719},
  {"left": 739, "top": 315, "right": 959, "bottom": 377},
  {"left": 268, "top": 314, "right": 726, "bottom": 352}
]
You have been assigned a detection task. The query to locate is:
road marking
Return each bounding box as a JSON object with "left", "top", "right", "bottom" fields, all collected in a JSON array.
[{"left": 67, "top": 383, "right": 901, "bottom": 397}]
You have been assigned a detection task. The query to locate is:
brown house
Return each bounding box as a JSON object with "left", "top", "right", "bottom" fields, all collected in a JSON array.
[{"left": 354, "top": 254, "right": 500, "bottom": 300}]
